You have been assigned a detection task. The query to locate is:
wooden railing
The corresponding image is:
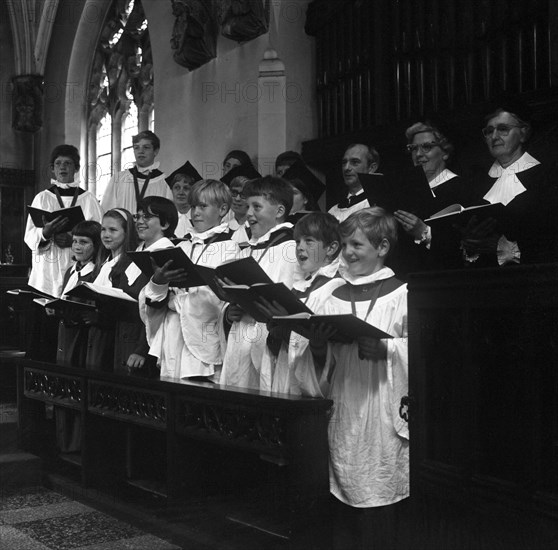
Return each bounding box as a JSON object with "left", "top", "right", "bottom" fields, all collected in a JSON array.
[{"left": 17, "top": 360, "right": 332, "bottom": 542}]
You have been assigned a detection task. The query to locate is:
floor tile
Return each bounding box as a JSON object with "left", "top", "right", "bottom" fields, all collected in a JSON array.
[{"left": 16, "top": 510, "right": 143, "bottom": 549}]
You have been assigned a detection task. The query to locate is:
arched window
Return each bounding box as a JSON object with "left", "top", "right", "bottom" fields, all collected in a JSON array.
[
  {"left": 121, "top": 90, "right": 139, "bottom": 172},
  {"left": 96, "top": 112, "right": 113, "bottom": 202},
  {"left": 87, "top": 0, "right": 153, "bottom": 200}
]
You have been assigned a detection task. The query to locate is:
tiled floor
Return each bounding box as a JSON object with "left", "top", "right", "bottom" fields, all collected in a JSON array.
[{"left": 0, "top": 486, "right": 181, "bottom": 550}]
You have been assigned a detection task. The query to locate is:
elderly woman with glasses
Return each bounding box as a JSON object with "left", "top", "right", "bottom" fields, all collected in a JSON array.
[
  {"left": 394, "top": 120, "right": 468, "bottom": 270},
  {"left": 461, "top": 99, "right": 558, "bottom": 266}
]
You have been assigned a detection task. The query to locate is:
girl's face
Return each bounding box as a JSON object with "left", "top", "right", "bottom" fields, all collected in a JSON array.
[
  {"left": 296, "top": 235, "right": 335, "bottom": 276},
  {"left": 290, "top": 185, "right": 308, "bottom": 214},
  {"left": 342, "top": 228, "right": 385, "bottom": 277},
  {"left": 135, "top": 209, "right": 168, "bottom": 247},
  {"left": 72, "top": 236, "right": 95, "bottom": 264},
  {"left": 101, "top": 215, "right": 126, "bottom": 255}
]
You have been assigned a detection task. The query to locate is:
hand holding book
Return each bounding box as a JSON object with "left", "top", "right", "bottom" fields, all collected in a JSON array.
[
  {"left": 357, "top": 336, "right": 388, "bottom": 361},
  {"left": 150, "top": 258, "right": 189, "bottom": 286}
]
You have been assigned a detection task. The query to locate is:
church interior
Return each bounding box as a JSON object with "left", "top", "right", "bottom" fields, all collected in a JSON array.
[{"left": 1, "top": 0, "right": 558, "bottom": 548}]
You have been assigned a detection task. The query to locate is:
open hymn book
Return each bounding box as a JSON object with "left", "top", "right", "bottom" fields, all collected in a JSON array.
[
  {"left": 425, "top": 202, "right": 504, "bottom": 225},
  {"left": 32, "top": 282, "right": 137, "bottom": 312},
  {"left": 272, "top": 312, "right": 394, "bottom": 342}
]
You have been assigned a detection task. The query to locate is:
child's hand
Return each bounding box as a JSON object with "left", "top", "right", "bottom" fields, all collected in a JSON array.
[
  {"left": 151, "top": 259, "right": 187, "bottom": 286},
  {"left": 42, "top": 215, "right": 68, "bottom": 239},
  {"left": 126, "top": 353, "right": 145, "bottom": 371},
  {"left": 357, "top": 337, "right": 387, "bottom": 361},
  {"left": 255, "top": 297, "right": 288, "bottom": 321},
  {"left": 309, "top": 322, "right": 337, "bottom": 350},
  {"left": 226, "top": 304, "right": 245, "bottom": 323},
  {"left": 213, "top": 276, "right": 236, "bottom": 302}
]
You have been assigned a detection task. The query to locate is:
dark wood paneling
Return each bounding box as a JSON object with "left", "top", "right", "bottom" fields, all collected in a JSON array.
[{"left": 407, "top": 264, "right": 558, "bottom": 548}]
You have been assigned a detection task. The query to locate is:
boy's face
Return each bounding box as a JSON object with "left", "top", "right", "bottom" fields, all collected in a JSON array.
[
  {"left": 296, "top": 235, "right": 333, "bottom": 275},
  {"left": 53, "top": 156, "right": 77, "bottom": 183},
  {"left": 135, "top": 208, "right": 168, "bottom": 245},
  {"left": 246, "top": 195, "right": 284, "bottom": 239},
  {"left": 342, "top": 228, "right": 386, "bottom": 277},
  {"left": 133, "top": 139, "right": 158, "bottom": 168},
  {"left": 190, "top": 198, "right": 228, "bottom": 233}
]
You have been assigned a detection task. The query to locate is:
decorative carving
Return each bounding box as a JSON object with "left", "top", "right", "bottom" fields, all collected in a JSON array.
[
  {"left": 89, "top": 0, "right": 153, "bottom": 121},
  {"left": 24, "top": 369, "right": 82, "bottom": 403},
  {"left": 178, "top": 400, "right": 286, "bottom": 449},
  {"left": 170, "top": 0, "right": 217, "bottom": 70},
  {"left": 11, "top": 75, "right": 43, "bottom": 133},
  {"left": 217, "top": 0, "right": 269, "bottom": 43},
  {"left": 89, "top": 382, "right": 167, "bottom": 425}
]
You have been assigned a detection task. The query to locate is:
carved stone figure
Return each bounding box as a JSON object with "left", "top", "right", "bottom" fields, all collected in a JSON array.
[
  {"left": 170, "top": 0, "right": 217, "bottom": 71},
  {"left": 218, "top": 0, "right": 269, "bottom": 43},
  {"left": 12, "top": 75, "right": 43, "bottom": 133}
]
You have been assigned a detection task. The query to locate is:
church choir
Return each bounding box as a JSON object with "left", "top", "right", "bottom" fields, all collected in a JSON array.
[{"left": 22, "top": 97, "right": 558, "bottom": 549}]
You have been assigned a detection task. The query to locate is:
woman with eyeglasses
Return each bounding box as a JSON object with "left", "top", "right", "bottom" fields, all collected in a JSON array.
[
  {"left": 462, "top": 99, "right": 558, "bottom": 266},
  {"left": 394, "top": 120, "right": 468, "bottom": 270}
]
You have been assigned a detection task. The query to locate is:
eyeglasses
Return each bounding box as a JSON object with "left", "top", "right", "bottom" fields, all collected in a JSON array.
[
  {"left": 481, "top": 124, "right": 524, "bottom": 138},
  {"left": 230, "top": 190, "right": 245, "bottom": 198},
  {"left": 132, "top": 212, "right": 159, "bottom": 222},
  {"left": 406, "top": 142, "right": 440, "bottom": 154}
]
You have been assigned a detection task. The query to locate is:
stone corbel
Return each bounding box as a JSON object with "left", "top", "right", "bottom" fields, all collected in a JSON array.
[
  {"left": 170, "top": 0, "right": 217, "bottom": 71},
  {"left": 11, "top": 75, "right": 43, "bottom": 133},
  {"left": 217, "top": 0, "right": 270, "bottom": 43}
]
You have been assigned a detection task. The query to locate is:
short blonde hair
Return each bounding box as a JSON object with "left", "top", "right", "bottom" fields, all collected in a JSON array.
[
  {"left": 189, "top": 179, "right": 232, "bottom": 210},
  {"left": 340, "top": 207, "right": 398, "bottom": 254}
]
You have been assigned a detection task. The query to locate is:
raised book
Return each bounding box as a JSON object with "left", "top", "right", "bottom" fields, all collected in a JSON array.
[
  {"left": 127, "top": 247, "right": 210, "bottom": 287},
  {"left": 272, "top": 312, "right": 393, "bottom": 342},
  {"left": 27, "top": 205, "right": 85, "bottom": 230},
  {"left": 222, "top": 282, "right": 312, "bottom": 323},
  {"left": 127, "top": 251, "right": 273, "bottom": 299}
]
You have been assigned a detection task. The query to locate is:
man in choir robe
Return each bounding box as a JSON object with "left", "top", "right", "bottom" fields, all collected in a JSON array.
[
  {"left": 101, "top": 130, "right": 173, "bottom": 213},
  {"left": 328, "top": 143, "right": 380, "bottom": 222}
]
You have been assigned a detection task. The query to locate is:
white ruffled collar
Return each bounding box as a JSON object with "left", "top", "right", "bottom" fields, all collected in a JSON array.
[
  {"left": 293, "top": 258, "right": 340, "bottom": 292},
  {"left": 51, "top": 178, "right": 79, "bottom": 190},
  {"left": 190, "top": 221, "right": 230, "bottom": 244},
  {"left": 135, "top": 161, "right": 160, "bottom": 174},
  {"left": 484, "top": 152, "right": 540, "bottom": 206},
  {"left": 429, "top": 168, "right": 458, "bottom": 190},
  {"left": 340, "top": 265, "right": 395, "bottom": 286},
  {"left": 249, "top": 221, "right": 292, "bottom": 246}
]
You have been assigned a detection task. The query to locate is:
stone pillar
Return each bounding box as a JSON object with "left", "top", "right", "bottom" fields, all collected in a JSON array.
[{"left": 258, "top": 48, "right": 286, "bottom": 175}]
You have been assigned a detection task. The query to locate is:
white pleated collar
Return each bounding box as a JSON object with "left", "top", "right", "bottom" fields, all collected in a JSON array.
[{"left": 484, "top": 152, "right": 540, "bottom": 206}]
